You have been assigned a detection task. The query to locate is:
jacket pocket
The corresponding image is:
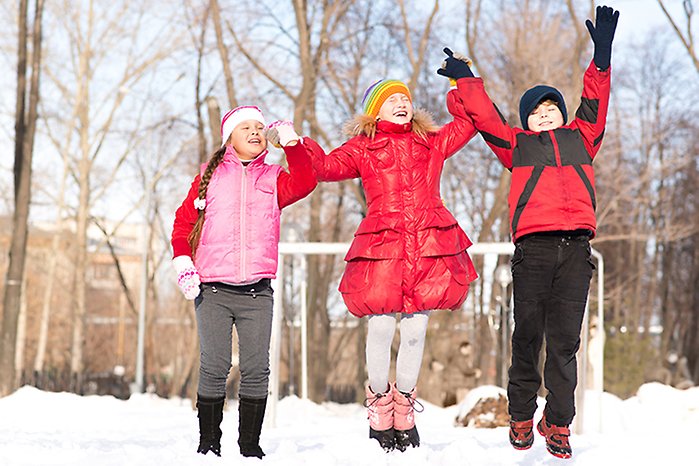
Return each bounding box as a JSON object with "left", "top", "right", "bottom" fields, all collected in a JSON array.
[
  {"left": 254, "top": 176, "right": 277, "bottom": 210},
  {"left": 366, "top": 139, "right": 394, "bottom": 169},
  {"left": 366, "top": 139, "right": 389, "bottom": 151},
  {"left": 255, "top": 177, "right": 276, "bottom": 194},
  {"left": 511, "top": 244, "right": 524, "bottom": 268}
]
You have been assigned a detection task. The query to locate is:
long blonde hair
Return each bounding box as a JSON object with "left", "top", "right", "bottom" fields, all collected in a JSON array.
[{"left": 187, "top": 146, "right": 227, "bottom": 257}]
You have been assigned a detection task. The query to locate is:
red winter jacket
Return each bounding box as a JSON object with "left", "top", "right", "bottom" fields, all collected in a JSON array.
[
  {"left": 304, "top": 89, "right": 479, "bottom": 317},
  {"left": 457, "top": 61, "right": 610, "bottom": 242}
]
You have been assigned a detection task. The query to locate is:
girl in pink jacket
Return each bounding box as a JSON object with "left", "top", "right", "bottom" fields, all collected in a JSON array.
[{"left": 171, "top": 106, "right": 316, "bottom": 458}]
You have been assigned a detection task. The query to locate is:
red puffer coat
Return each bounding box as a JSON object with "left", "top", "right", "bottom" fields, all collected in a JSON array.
[{"left": 304, "top": 89, "right": 479, "bottom": 317}]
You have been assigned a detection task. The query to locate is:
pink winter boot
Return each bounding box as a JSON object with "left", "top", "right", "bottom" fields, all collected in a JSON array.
[
  {"left": 364, "top": 385, "right": 395, "bottom": 452},
  {"left": 392, "top": 384, "right": 423, "bottom": 451}
]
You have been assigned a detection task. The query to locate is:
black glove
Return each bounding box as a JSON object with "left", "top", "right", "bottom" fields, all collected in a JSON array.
[
  {"left": 437, "top": 47, "right": 475, "bottom": 80},
  {"left": 585, "top": 5, "right": 619, "bottom": 71}
]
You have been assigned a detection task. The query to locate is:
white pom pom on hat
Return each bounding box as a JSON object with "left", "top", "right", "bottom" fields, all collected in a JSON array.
[{"left": 220, "top": 106, "right": 266, "bottom": 147}]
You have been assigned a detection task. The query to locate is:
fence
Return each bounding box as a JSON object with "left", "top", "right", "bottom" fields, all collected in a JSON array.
[{"left": 267, "top": 242, "right": 605, "bottom": 434}]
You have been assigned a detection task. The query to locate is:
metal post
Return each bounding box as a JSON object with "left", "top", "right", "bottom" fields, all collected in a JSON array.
[
  {"left": 500, "top": 286, "right": 508, "bottom": 388},
  {"left": 591, "top": 248, "right": 604, "bottom": 392},
  {"left": 266, "top": 254, "right": 284, "bottom": 428},
  {"left": 132, "top": 185, "right": 150, "bottom": 394},
  {"left": 575, "top": 299, "right": 590, "bottom": 434},
  {"left": 300, "top": 255, "right": 308, "bottom": 400},
  {"left": 574, "top": 247, "right": 605, "bottom": 434},
  {"left": 494, "top": 264, "right": 512, "bottom": 388},
  {"left": 591, "top": 248, "right": 605, "bottom": 433},
  {"left": 287, "top": 276, "right": 295, "bottom": 396}
]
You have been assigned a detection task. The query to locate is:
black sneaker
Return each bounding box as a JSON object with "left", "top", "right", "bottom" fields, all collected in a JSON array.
[
  {"left": 537, "top": 415, "right": 572, "bottom": 459},
  {"left": 509, "top": 419, "right": 534, "bottom": 450}
]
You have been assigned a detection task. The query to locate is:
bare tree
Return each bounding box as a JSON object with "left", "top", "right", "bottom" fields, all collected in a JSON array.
[
  {"left": 39, "top": 0, "right": 181, "bottom": 390},
  {"left": 1, "top": 0, "right": 45, "bottom": 397},
  {"left": 657, "top": 0, "right": 699, "bottom": 72}
]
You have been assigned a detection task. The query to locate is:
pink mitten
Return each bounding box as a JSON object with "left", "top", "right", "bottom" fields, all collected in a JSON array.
[
  {"left": 173, "top": 256, "right": 201, "bottom": 300},
  {"left": 265, "top": 120, "right": 300, "bottom": 148}
]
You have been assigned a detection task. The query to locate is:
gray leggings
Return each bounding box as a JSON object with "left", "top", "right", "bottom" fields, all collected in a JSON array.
[
  {"left": 366, "top": 311, "right": 430, "bottom": 393},
  {"left": 194, "top": 281, "right": 274, "bottom": 399}
]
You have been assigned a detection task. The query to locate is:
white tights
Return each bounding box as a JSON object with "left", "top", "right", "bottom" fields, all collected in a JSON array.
[{"left": 365, "top": 311, "right": 430, "bottom": 393}]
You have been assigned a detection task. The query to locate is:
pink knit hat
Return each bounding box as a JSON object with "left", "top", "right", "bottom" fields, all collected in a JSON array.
[{"left": 220, "top": 106, "right": 266, "bottom": 147}]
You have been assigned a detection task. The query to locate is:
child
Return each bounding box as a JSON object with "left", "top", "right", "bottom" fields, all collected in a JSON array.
[
  {"left": 170, "top": 106, "right": 316, "bottom": 458},
  {"left": 284, "top": 75, "right": 479, "bottom": 452},
  {"left": 438, "top": 5, "right": 619, "bottom": 459}
]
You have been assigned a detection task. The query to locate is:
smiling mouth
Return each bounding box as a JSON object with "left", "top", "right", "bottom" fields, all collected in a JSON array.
[
  {"left": 248, "top": 138, "right": 261, "bottom": 144},
  {"left": 394, "top": 111, "right": 408, "bottom": 117}
]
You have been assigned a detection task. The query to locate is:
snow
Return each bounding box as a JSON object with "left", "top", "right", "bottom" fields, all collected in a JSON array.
[{"left": 0, "top": 383, "right": 696, "bottom": 465}]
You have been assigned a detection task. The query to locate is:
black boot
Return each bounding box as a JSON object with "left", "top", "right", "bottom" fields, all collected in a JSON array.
[
  {"left": 196, "top": 394, "right": 225, "bottom": 456},
  {"left": 369, "top": 427, "right": 396, "bottom": 452},
  {"left": 394, "top": 426, "right": 420, "bottom": 451},
  {"left": 238, "top": 396, "right": 267, "bottom": 458}
]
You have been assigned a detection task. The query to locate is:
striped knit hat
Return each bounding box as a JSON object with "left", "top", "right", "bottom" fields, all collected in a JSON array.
[
  {"left": 220, "top": 105, "right": 266, "bottom": 147},
  {"left": 361, "top": 79, "right": 412, "bottom": 118}
]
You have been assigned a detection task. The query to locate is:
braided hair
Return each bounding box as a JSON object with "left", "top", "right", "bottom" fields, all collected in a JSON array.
[{"left": 187, "top": 146, "right": 227, "bottom": 257}]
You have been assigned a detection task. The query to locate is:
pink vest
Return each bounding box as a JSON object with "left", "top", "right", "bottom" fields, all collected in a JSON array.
[{"left": 194, "top": 147, "right": 282, "bottom": 284}]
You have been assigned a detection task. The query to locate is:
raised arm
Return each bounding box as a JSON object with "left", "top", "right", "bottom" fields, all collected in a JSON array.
[
  {"left": 437, "top": 48, "right": 517, "bottom": 169},
  {"left": 267, "top": 119, "right": 362, "bottom": 182},
  {"left": 570, "top": 62, "right": 611, "bottom": 159},
  {"left": 430, "top": 48, "right": 478, "bottom": 159},
  {"left": 276, "top": 141, "right": 318, "bottom": 209},
  {"left": 571, "top": 5, "right": 618, "bottom": 158},
  {"left": 429, "top": 86, "right": 478, "bottom": 160},
  {"left": 302, "top": 136, "right": 362, "bottom": 182}
]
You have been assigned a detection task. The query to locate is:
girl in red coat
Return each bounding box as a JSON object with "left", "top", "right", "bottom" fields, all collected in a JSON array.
[{"left": 275, "top": 77, "right": 479, "bottom": 451}]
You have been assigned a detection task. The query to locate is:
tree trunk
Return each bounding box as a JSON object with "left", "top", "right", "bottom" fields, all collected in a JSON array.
[
  {"left": 1, "top": 0, "right": 44, "bottom": 397},
  {"left": 209, "top": 0, "right": 237, "bottom": 108},
  {"left": 34, "top": 162, "right": 68, "bottom": 375}
]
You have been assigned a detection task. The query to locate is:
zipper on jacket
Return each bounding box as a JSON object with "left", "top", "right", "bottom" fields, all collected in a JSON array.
[
  {"left": 549, "top": 130, "right": 572, "bottom": 225},
  {"left": 550, "top": 130, "right": 562, "bottom": 167},
  {"left": 240, "top": 165, "right": 247, "bottom": 279}
]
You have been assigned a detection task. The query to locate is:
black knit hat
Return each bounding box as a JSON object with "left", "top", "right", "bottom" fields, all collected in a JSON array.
[{"left": 519, "top": 85, "right": 567, "bottom": 131}]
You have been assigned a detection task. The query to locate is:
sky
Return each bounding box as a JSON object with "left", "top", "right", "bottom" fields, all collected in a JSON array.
[
  {"left": 1, "top": 0, "right": 693, "bottom": 219},
  {"left": 0, "top": 382, "right": 696, "bottom": 466},
  {"left": 606, "top": 0, "right": 689, "bottom": 44}
]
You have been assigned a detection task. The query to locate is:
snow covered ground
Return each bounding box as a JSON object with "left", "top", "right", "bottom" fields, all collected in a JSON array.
[{"left": 0, "top": 382, "right": 696, "bottom": 465}]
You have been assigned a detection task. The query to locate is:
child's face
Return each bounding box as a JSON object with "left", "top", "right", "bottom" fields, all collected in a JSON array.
[
  {"left": 229, "top": 119, "right": 267, "bottom": 160},
  {"left": 527, "top": 101, "right": 564, "bottom": 132},
  {"left": 376, "top": 93, "right": 413, "bottom": 125}
]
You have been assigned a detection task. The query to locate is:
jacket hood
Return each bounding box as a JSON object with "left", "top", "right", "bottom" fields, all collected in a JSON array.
[{"left": 342, "top": 107, "right": 440, "bottom": 140}]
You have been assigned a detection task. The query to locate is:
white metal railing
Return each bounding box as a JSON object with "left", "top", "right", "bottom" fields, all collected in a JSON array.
[{"left": 266, "top": 242, "right": 604, "bottom": 434}]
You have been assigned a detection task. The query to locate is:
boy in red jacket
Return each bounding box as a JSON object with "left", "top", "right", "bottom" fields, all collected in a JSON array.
[{"left": 438, "top": 5, "right": 619, "bottom": 460}]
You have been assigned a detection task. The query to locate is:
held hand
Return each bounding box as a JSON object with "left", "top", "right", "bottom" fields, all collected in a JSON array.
[
  {"left": 437, "top": 47, "right": 475, "bottom": 82},
  {"left": 585, "top": 5, "right": 619, "bottom": 71},
  {"left": 265, "top": 120, "right": 300, "bottom": 148},
  {"left": 173, "top": 256, "right": 201, "bottom": 300}
]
